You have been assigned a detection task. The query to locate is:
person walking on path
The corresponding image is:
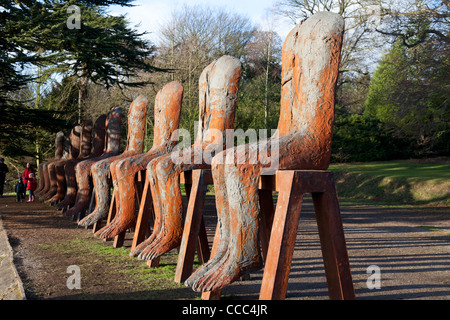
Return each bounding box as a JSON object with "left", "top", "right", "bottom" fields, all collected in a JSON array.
[
  {"left": 26, "top": 172, "right": 37, "bottom": 202},
  {"left": 22, "top": 163, "right": 35, "bottom": 191},
  {"left": 0, "top": 158, "right": 8, "bottom": 197}
]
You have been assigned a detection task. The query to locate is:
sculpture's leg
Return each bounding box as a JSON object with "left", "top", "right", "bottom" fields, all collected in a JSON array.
[
  {"left": 35, "top": 163, "right": 45, "bottom": 194},
  {"left": 46, "top": 161, "right": 67, "bottom": 204},
  {"left": 91, "top": 152, "right": 160, "bottom": 236},
  {"left": 136, "top": 153, "right": 185, "bottom": 260},
  {"left": 130, "top": 157, "right": 163, "bottom": 257},
  {"left": 185, "top": 153, "right": 229, "bottom": 289},
  {"left": 65, "top": 160, "right": 94, "bottom": 216},
  {"left": 86, "top": 158, "right": 115, "bottom": 225},
  {"left": 90, "top": 152, "right": 137, "bottom": 231},
  {"left": 78, "top": 159, "right": 116, "bottom": 226},
  {"left": 137, "top": 146, "right": 211, "bottom": 260},
  {"left": 55, "top": 160, "right": 78, "bottom": 209},
  {"left": 187, "top": 152, "right": 263, "bottom": 292},
  {"left": 36, "top": 162, "right": 50, "bottom": 197},
  {"left": 40, "top": 162, "right": 58, "bottom": 200},
  {"left": 187, "top": 136, "right": 307, "bottom": 292}
]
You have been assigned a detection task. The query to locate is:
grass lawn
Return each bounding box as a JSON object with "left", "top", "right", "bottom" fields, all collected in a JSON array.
[{"left": 329, "top": 158, "right": 450, "bottom": 206}]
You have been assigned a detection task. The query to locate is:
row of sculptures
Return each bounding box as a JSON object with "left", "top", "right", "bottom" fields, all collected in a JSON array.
[{"left": 33, "top": 12, "right": 344, "bottom": 293}]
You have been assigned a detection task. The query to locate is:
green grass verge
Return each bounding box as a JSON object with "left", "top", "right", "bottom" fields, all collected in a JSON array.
[
  {"left": 329, "top": 159, "right": 450, "bottom": 206},
  {"left": 37, "top": 235, "right": 202, "bottom": 300}
]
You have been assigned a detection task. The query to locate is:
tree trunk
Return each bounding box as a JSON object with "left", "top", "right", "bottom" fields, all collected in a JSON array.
[{"left": 78, "top": 77, "right": 88, "bottom": 124}]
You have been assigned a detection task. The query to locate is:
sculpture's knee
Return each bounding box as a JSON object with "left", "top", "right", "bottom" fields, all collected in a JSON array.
[
  {"left": 146, "top": 158, "right": 159, "bottom": 181},
  {"left": 109, "top": 160, "right": 119, "bottom": 176},
  {"left": 116, "top": 158, "right": 131, "bottom": 173},
  {"left": 211, "top": 150, "right": 226, "bottom": 173},
  {"left": 92, "top": 160, "right": 109, "bottom": 177},
  {"left": 155, "top": 159, "right": 170, "bottom": 180}
]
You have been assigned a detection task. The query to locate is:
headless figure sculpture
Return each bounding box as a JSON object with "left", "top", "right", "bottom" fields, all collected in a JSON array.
[
  {"left": 55, "top": 116, "right": 106, "bottom": 210},
  {"left": 91, "top": 82, "right": 183, "bottom": 237},
  {"left": 65, "top": 107, "right": 122, "bottom": 217},
  {"left": 130, "top": 55, "right": 242, "bottom": 261},
  {"left": 47, "top": 121, "right": 93, "bottom": 205},
  {"left": 38, "top": 130, "right": 70, "bottom": 200},
  {"left": 41, "top": 126, "right": 81, "bottom": 202},
  {"left": 83, "top": 95, "right": 147, "bottom": 226},
  {"left": 35, "top": 132, "right": 65, "bottom": 197},
  {"left": 185, "top": 12, "right": 345, "bottom": 292}
]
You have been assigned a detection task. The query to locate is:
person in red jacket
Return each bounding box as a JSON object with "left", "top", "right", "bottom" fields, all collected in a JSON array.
[
  {"left": 22, "top": 163, "right": 35, "bottom": 188},
  {"left": 26, "top": 172, "right": 37, "bottom": 202}
]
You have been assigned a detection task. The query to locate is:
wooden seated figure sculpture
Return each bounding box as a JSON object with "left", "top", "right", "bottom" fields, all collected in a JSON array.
[
  {"left": 185, "top": 12, "right": 345, "bottom": 292},
  {"left": 55, "top": 115, "right": 107, "bottom": 210},
  {"left": 65, "top": 107, "right": 122, "bottom": 217},
  {"left": 47, "top": 121, "right": 93, "bottom": 205},
  {"left": 35, "top": 131, "right": 65, "bottom": 197},
  {"left": 130, "top": 55, "right": 242, "bottom": 261},
  {"left": 91, "top": 82, "right": 183, "bottom": 236},
  {"left": 41, "top": 125, "right": 81, "bottom": 202},
  {"left": 79, "top": 95, "right": 147, "bottom": 225},
  {"left": 37, "top": 130, "right": 70, "bottom": 200}
]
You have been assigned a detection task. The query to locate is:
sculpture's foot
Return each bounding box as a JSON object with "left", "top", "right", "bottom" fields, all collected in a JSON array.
[
  {"left": 45, "top": 194, "right": 64, "bottom": 205},
  {"left": 94, "top": 217, "right": 135, "bottom": 240},
  {"left": 137, "top": 229, "right": 182, "bottom": 261},
  {"left": 65, "top": 201, "right": 89, "bottom": 217},
  {"left": 129, "top": 231, "right": 159, "bottom": 257},
  {"left": 187, "top": 250, "right": 262, "bottom": 292},
  {"left": 55, "top": 196, "right": 76, "bottom": 210},
  {"left": 184, "top": 246, "right": 227, "bottom": 289},
  {"left": 41, "top": 189, "right": 57, "bottom": 201},
  {"left": 78, "top": 210, "right": 107, "bottom": 227}
]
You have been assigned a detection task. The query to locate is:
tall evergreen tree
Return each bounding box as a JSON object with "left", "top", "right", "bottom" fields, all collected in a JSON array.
[
  {"left": 1, "top": 0, "right": 164, "bottom": 159},
  {"left": 35, "top": 0, "right": 164, "bottom": 122}
]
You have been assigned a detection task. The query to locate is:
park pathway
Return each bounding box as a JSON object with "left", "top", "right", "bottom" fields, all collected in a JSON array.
[{"left": 0, "top": 194, "right": 449, "bottom": 300}]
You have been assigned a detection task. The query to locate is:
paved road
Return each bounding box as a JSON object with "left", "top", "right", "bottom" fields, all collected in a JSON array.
[{"left": 202, "top": 197, "right": 450, "bottom": 300}]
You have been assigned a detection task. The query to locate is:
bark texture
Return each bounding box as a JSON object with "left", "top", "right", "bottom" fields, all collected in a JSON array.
[
  {"left": 185, "top": 12, "right": 345, "bottom": 292},
  {"left": 83, "top": 82, "right": 182, "bottom": 234},
  {"left": 131, "top": 55, "right": 242, "bottom": 261}
]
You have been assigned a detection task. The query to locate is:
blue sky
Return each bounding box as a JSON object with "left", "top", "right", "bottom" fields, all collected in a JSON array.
[{"left": 110, "top": 0, "right": 294, "bottom": 43}]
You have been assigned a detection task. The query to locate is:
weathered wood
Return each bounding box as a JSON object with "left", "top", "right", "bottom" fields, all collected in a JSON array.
[
  {"left": 259, "top": 171, "right": 354, "bottom": 300},
  {"left": 88, "top": 96, "right": 148, "bottom": 232},
  {"left": 133, "top": 56, "right": 242, "bottom": 263},
  {"left": 36, "top": 131, "right": 65, "bottom": 197},
  {"left": 65, "top": 107, "right": 122, "bottom": 217},
  {"left": 41, "top": 126, "right": 81, "bottom": 202},
  {"left": 131, "top": 178, "right": 153, "bottom": 251},
  {"left": 175, "top": 170, "right": 208, "bottom": 283},
  {"left": 312, "top": 175, "right": 355, "bottom": 300},
  {"left": 95, "top": 82, "right": 183, "bottom": 241},
  {"left": 186, "top": 12, "right": 348, "bottom": 296},
  {"left": 55, "top": 116, "right": 106, "bottom": 210}
]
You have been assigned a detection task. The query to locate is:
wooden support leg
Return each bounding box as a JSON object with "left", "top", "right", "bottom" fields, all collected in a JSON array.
[
  {"left": 102, "top": 193, "right": 116, "bottom": 241},
  {"left": 259, "top": 172, "right": 303, "bottom": 300},
  {"left": 312, "top": 174, "right": 355, "bottom": 300},
  {"left": 131, "top": 179, "right": 153, "bottom": 251},
  {"left": 93, "top": 219, "right": 103, "bottom": 233},
  {"left": 201, "top": 290, "right": 221, "bottom": 300},
  {"left": 196, "top": 216, "right": 210, "bottom": 264},
  {"left": 201, "top": 222, "right": 222, "bottom": 300},
  {"left": 258, "top": 189, "right": 275, "bottom": 262},
  {"left": 106, "top": 193, "right": 116, "bottom": 224},
  {"left": 175, "top": 170, "right": 208, "bottom": 283}
]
